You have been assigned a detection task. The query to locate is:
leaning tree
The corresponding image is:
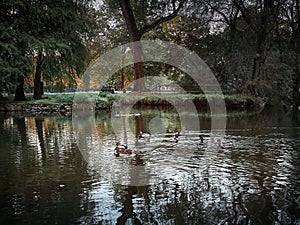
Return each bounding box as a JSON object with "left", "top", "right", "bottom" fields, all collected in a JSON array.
[{"left": 106, "top": 0, "right": 186, "bottom": 91}]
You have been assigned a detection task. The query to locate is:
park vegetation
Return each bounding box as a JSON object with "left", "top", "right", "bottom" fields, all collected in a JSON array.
[{"left": 0, "top": 0, "right": 299, "bottom": 110}]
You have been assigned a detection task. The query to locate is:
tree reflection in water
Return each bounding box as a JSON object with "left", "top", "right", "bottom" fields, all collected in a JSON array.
[
  {"left": 116, "top": 186, "right": 143, "bottom": 225},
  {"left": 0, "top": 115, "right": 90, "bottom": 225},
  {"left": 116, "top": 117, "right": 149, "bottom": 224},
  {"left": 35, "top": 118, "right": 46, "bottom": 160}
]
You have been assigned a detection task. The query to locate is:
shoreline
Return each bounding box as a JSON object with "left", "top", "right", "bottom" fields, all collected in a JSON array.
[{"left": 0, "top": 94, "right": 264, "bottom": 116}]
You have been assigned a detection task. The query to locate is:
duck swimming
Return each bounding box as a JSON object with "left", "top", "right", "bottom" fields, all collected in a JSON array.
[
  {"left": 199, "top": 135, "right": 204, "bottom": 145},
  {"left": 138, "top": 131, "right": 151, "bottom": 140},
  {"left": 217, "top": 139, "right": 234, "bottom": 148},
  {"left": 136, "top": 131, "right": 151, "bottom": 145},
  {"left": 115, "top": 142, "right": 132, "bottom": 156},
  {"left": 176, "top": 129, "right": 188, "bottom": 136},
  {"left": 174, "top": 129, "right": 187, "bottom": 143}
]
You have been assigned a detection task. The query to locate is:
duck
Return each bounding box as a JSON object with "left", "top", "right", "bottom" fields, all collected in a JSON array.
[
  {"left": 176, "top": 129, "right": 188, "bottom": 136},
  {"left": 174, "top": 132, "right": 187, "bottom": 143},
  {"left": 217, "top": 139, "right": 234, "bottom": 148},
  {"left": 138, "top": 131, "right": 151, "bottom": 140},
  {"left": 114, "top": 142, "right": 132, "bottom": 156},
  {"left": 174, "top": 129, "right": 188, "bottom": 143},
  {"left": 136, "top": 131, "right": 151, "bottom": 145},
  {"left": 199, "top": 135, "right": 204, "bottom": 145}
]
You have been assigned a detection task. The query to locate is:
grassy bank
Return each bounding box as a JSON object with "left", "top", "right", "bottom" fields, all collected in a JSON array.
[
  {"left": 117, "top": 93, "right": 259, "bottom": 110},
  {"left": 1, "top": 92, "right": 262, "bottom": 113},
  {"left": 31, "top": 92, "right": 257, "bottom": 106}
]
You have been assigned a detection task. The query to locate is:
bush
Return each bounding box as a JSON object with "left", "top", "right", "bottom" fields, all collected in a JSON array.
[
  {"left": 50, "top": 94, "right": 75, "bottom": 103},
  {"left": 96, "top": 92, "right": 116, "bottom": 103}
]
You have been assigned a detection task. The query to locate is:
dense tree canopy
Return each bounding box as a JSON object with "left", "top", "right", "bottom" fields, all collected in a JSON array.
[{"left": 0, "top": 0, "right": 93, "bottom": 100}]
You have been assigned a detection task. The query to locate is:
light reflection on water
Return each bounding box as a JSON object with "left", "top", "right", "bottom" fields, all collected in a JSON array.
[{"left": 0, "top": 107, "right": 299, "bottom": 225}]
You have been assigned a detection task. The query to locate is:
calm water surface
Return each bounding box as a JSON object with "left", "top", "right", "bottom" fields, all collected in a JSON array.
[{"left": 0, "top": 107, "right": 299, "bottom": 225}]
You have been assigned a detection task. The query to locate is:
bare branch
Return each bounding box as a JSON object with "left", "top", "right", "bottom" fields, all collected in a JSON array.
[
  {"left": 139, "top": 0, "right": 185, "bottom": 36},
  {"left": 207, "top": 0, "right": 231, "bottom": 25},
  {"left": 233, "top": 0, "right": 257, "bottom": 32}
]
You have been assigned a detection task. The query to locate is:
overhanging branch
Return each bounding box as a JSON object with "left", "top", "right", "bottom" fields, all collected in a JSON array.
[{"left": 139, "top": 0, "right": 185, "bottom": 36}]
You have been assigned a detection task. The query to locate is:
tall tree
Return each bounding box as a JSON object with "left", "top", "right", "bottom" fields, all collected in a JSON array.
[
  {"left": 116, "top": 0, "right": 185, "bottom": 91},
  {"left": 0, "top": 0, "right": 92, "bottom": 100},
  {"left": 192, "top": 0, "right": 242, "bottom": 84},
  {"left": 277, "top": 0, "right": 300, "bottom": 109},
  {"left": 0, "top": 1, "right": 33, "bottom": 101},
  {"left": 30, "top": 0, "right": 91, "bottom": 99},
  {"left": 234, "top": 0, "right": 274, "bottom": 82},
  {"left": 202, "top": 0, "right": 240, "bottom": 52},
  {"left": 293, "top": 0, "right": 300, "bottom": 109}
]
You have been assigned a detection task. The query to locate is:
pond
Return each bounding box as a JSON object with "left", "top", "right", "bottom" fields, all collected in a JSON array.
[{"left": 0, "top": 107, "right": 299, "bottom": 225}]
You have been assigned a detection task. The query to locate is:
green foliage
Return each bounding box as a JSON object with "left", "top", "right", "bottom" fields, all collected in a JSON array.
[
  {"left": 97, "top": 92, "right": 116, "bottom": 103},
  {"left": 0, "top": 0, "right": 93, "bottom": 99},
  {"left": 29, "top": 0, "right": 91, "bottom": 87},
  {"left": 1, "top": 0, "right": 298, "bottom": 106},
  {"left": 29, "top": 92, "right": 117, "bottom": 105},
  {"left": 32, "top": 94, "right": 75, "bottom": 104},
  {"left": 73, "top": 92, "right": 98, "bottom": 103},
  {"left": 0, "top": 2, "right": 34, "bottom": 93}
]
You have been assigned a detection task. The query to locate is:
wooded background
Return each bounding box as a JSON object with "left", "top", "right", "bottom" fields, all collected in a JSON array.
[{"left": 0, "top": 0, "right": 299, "bottom": 109}]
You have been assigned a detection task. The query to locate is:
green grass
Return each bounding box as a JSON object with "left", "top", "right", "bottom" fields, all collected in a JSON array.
[
  {"left": 28, "top": 92, "right": 117, "bottom": 104},
  {"left": 120, "top": 92, "right": 254, "bottom": 102},
  {"left": 29, "top": 93, "right": 75, "bottom": 104},
  {"left": 6, "top": 92, "right": 255, "bottom": 107}
]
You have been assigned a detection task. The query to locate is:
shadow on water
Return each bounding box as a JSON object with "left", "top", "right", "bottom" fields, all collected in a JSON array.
[{"left": 0, "top": 106, "right": 299, "bottom": 224}]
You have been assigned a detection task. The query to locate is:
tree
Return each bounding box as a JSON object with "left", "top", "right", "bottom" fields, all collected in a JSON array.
[
  {"left": 199, "top": 0, "right": 240, "bottom": 51},
  {"left": 116, "top": 0, "right": 185, "bottom": 91},
  {"left": 0, "top": 1, "right": 33, "bottom": 100},
  {"left": 234, "top": 0, "right": 275, "bottom": 83},
  {"left": 276, "top": 0, "right": 300, "bottom": 109},
  {"left": 29, "top": 0, "right": 91, "bottom": 99},
  {"left": 0, "top": 0, "right": 92, "bottom": 100}
]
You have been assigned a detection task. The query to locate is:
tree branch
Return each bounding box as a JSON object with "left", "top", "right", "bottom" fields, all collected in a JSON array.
[
  {"left": 139, "top": 0, "right": 185, "bottom": 36},
  {"left": 233, "top": 0, "right": 257, "bottom": 32},
  {"left": 207, "top": 0, "right": 231, "bottom": 25}
]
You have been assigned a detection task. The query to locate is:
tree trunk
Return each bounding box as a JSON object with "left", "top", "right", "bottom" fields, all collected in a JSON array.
[
  {"left": 14, "top": 76, "right": 27, "bottom": 101},
  {"left": 119, "top": 0, "right": 146, "bottom": 91},
  {"left": 251, "top": 31, "right": 267, "bottom": 97},
  {"left": 292, "top": 38, "right": 300, "bottom": 109},
  {"left": 292, "top": 0, "right": 300, "bottom": 110},
  {"left": 252, "top": 1, "right": 269, "bottom": 81},
  {"left": 234, "top": 0, "right": 271, "bottom": 89},
  {"left": 33, "top": 52, "right": 43, "bottom": 99},
  {"left": 252, "top": 53, "right": 262, "bottom": 81},
  {"left": 252, "top": 40, "right": 265, "bottom": 81}
]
